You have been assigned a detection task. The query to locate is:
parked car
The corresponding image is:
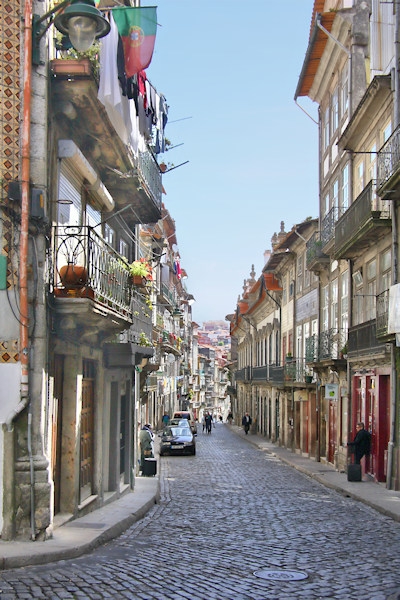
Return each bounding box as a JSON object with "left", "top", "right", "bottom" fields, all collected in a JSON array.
[
  {"left": 159, "top": 425, "right": 196, "bottom": 456},
  {"left": 168, "top": 418, "right": 192, "bottom": 428},
  {"left": 172, "top": 411, "right": 197, "bottom": 434}
]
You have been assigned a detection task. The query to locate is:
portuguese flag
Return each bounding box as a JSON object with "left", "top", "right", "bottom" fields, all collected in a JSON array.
[{"left": 112, "top": 6, "right": 157, "bottom": 78}]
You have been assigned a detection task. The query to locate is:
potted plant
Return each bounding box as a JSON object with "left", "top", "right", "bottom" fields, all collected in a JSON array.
[
  {"left": 129, "top": 259, "right": 152, "bottom": 285},
  {"left": 340, "top": 343, "right": 348, "bottom": 359}
]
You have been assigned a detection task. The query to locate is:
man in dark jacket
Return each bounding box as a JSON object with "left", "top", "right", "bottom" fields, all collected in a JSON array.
[
  {"left": 348, "top": 422, "right": 371, "bottom": 464},
  {"left": 242, "top": 413, "right": 252, "bottom": 435}
]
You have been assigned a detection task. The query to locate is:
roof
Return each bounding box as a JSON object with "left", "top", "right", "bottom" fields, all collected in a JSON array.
[{"left": 294, "top": 9, "right": 336, "bottom": 100}]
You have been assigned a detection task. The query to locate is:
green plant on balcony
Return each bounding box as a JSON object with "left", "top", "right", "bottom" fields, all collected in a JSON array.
[
  {"left": 130, "top": 260, "right": 151, "bottom": 277},
  {"left": 138, "top": 332, "right": 152, "bottom": 347}
]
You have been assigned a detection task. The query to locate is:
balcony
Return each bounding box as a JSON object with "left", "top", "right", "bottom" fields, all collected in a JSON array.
[
  {"left": 348, "top": 320, "right": 385, "bottom": 356},
  {"left": 50, "top": 58, "right": 162, "bottom": 225},
  {"left": 306, "top": 329, "right": 348, "bottom": 365},
  {"left": 321, "top": 206, "right": 343, "bottom": 252},
  {"left": 376, "top": 289, "right": 390, "bottom": 340},
  {"left": 377, "top": 123, "right": 400, "bottom": 199},
  {"left": 306, "top": 231, "right": 329, "bottom": 272},
  {"left": 284, "top": 358, "right": 314, "bottom": 384},
  {"left": 51, "top": 226, "right": 132, "bottom": 329},
  {"left": 157, "top": 282, "right": 179, "bottom": 309},
  {"left": 334, "top": 181, "right": 391, "bottom": 259}
]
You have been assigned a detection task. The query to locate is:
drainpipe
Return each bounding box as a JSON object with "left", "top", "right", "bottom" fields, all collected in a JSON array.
[
  {"left": 386, "top": 1, "right": 400, "bottom": 491},
  {"left": 10, "top": 0, "right": 36, "bottom": 540}
]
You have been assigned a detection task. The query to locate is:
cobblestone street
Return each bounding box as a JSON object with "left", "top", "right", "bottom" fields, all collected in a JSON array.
[{"left": 1, "top": 424, "right": 400, "bottom": 599}]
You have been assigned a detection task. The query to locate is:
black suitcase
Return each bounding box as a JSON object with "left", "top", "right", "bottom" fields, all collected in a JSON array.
[
  {"left": 143, "top": 458, "right": 157, "bottom": 477},
  {"left": 347, "top": 463, "right": 362, "bottom": 482}
]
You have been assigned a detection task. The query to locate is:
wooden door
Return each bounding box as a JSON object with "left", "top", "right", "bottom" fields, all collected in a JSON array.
[
  {"left": 328, "top": 401, "right": 337, "bottom": 464},
  {"left": 52, "top": 355, "right": 64, "bottom": 514},
  {"left": 80, "top": 361, "right": 95, "bottom": 502}
]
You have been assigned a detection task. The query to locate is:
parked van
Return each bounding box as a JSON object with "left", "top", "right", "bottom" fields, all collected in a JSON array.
[{"left": 173, "top": 411, "right": 197, "bottom": 434}]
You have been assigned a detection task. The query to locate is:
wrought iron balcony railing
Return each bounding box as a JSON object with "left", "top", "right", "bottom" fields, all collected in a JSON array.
[
  {"left": 283, "top": 358, "right": 312, "bottom": 383},
  {"left": 137, "top": 150, "right": 162, "bottom": 210},
  {"left": 52, "top": 225, "right": 132, "bottom": 319},
  {"left": 348, "top": 319, "right": 383, "bottom": 354},
  {"left": 306, "top": 231, "right": 329, "bottom": 270},
  {"left": 376, "top": 289, "right": 389, "bottom": 338},
  {"left": 321, "top": 206, "right": 344, "bottom": 248},
  {"left": 334, "top": 181, "right": 391, "bottom": 258},
  {"left": 306, "top": 329, "right": 347, "bottom": 362},
  {"left": 377, "top": 124, "right": 400, "bottom": 196}
]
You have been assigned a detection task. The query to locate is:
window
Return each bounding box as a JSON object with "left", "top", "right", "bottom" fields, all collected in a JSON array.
[
  {"left": 86, "top": 203, "right": 101, "bottom": 227},
  {"left": 366, "top": 259, "right": 376, "bottom": 321},
  {"left": 119, "top": 238, "right": 129, "bottom": 259},
  {"left": 341, "top": 164, "right": 349, "bottom": 214},
  {"left": 322, "top": 285, "right": 329, "bottom": 331},
  {"left": 332, "top": 88, "right": 339, "bottom": 133},
  {"left": 353, "top": 269, "right": 364, "bottom": 326},
  {"left": 323, "top": 106, "right": 330, "bottom": 151},
  {"left": 297, "top": 255, "right": 303, "bottom": 294},
  {"left": 341, "top": 270, "right": 349, "bottom": 334},
  {"left": 104, "top": 224, "right": 115, "bottom": 247},
  {"left": 331, "top": 278, "right": 338, "bottom": 330},
  {"left": 341, "top": 68, "right": 349, "bottom": 116},
  {"left": 289, "top": 268, "right": 294, "bottom": 298},
  {"left": 333, "top": 179, "right": 339, "bottom": 211},
  {"left": 380, "top": 248, "right": 391, "bottom": 292},
  {"left": 383, "top": 121, "right": 392, "bottom": 143},
  {"left": 323, "top": 192, "right": 330, "bottom": 217},
  {"left": 354, "top": 160, "right": 364, "bottom": 198}
]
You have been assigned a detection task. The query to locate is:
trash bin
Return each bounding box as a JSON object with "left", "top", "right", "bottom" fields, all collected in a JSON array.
[{"left": 143, "top": 458, "right": 157, "bottom": 477}]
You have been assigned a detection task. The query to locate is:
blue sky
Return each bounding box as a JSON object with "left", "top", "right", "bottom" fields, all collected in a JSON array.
[{"left": 144, "top": 0, "right": 318, "bottom": 324}]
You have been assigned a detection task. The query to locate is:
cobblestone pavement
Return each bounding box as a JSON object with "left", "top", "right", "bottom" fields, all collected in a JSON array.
[{"left": 1, "top": 424, "right": 400, "bottom": 600}]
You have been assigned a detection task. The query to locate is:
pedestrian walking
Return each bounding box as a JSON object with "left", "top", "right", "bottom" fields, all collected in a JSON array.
[
  {"left": 242, "top": 412, "right": 252, "bottom": 435},
  {"left": 348, "top": 422, "right": 371, "bottom": 464},
  {"left": 161, "top": 413, "right": 170, "bottom": 427},
  {"left": 227, "top": 411, "right": 233, "bottom": 425},
  {"left": 205, "top": 412, "right": 213, "bottom": 434}
]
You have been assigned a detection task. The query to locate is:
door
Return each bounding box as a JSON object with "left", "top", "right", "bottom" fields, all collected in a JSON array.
[
  {"left": 302, "top": 400, "right": 309, "bottom": 455},
  {"left": 120, "top": 392, "right": 127, "bottom": 484},
  {"left": 80, "top": 361, "right": 95, "bottom": 502},
  {"left": 370, "top": 375, "right": 390, "bottom": 482},
  {"left": 52, "top": 355, "right": 64, "bottom": 514},
  {"left": 328, "top": 400, "right": 337, "bottom": 464}
]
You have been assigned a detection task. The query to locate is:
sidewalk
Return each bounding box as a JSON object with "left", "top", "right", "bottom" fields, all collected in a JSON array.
[
  {"left": 231, "top": 424, "right": 400, "bottom": 523},
  {"left": 0, "top": 474, "right": 160, "bottom": 571}
]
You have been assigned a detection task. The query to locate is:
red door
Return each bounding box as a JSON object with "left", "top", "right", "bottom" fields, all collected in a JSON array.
[{"left": 370, "top": 375, "right": 390, "bottom": 482}]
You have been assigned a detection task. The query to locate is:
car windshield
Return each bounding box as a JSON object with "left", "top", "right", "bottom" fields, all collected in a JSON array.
[{"left": 165, "top": 427, "right": 190, "bottom": 436}]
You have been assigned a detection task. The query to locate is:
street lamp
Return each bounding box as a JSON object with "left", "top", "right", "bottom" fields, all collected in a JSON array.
[{"left": 32, "top": 0, "right": 110, "bottom": 64}]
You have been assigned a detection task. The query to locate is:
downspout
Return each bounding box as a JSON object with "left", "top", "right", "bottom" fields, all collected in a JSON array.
[
  {"left": 386, "top": 1, "right": 400, "bottom": 490},
  {"left": 12, "top": 0, "right": 35, "bottom": 540}
]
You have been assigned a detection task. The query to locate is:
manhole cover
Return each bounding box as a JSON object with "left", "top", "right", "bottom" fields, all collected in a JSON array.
[{"left": 254, "top": 569, "right": 308, "bottom": 581}]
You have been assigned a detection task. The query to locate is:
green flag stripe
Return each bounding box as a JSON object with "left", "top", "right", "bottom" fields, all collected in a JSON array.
[{"left": 112, "top": 7, "right": 157, "bottom": 38}]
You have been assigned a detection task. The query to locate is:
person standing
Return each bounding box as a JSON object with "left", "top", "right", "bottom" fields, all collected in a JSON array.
[
  {"left": 227, "top": 411, "right": 233, "bottom": 425},
  {"left": 348, "top": 422, "right": 371, "bottom": 465},
  {"left": 242, "top": 412, "right": 252, "bottom": 435},
  {"left": 139, "top": 424, "right": 154, "bottom": 473}
]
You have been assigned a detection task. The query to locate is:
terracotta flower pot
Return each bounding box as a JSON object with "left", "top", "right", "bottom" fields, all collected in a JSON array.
[{"left": 59, "top": 264, "right": 88, "bottom": 289}]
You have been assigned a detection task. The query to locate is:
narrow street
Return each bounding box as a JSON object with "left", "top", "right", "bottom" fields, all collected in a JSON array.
[{"left": 1, "top": 424, "right": 400, "bottom": 600}]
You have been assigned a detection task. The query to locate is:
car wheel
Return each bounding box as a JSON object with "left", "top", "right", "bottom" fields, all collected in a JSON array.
[{"left": 192, "top": 447, "right": 196, "bottom": 455}]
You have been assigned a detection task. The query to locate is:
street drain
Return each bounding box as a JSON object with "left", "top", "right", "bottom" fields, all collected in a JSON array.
[{"left": 254, "top": 569, "right": 308, "bottom": 581}]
